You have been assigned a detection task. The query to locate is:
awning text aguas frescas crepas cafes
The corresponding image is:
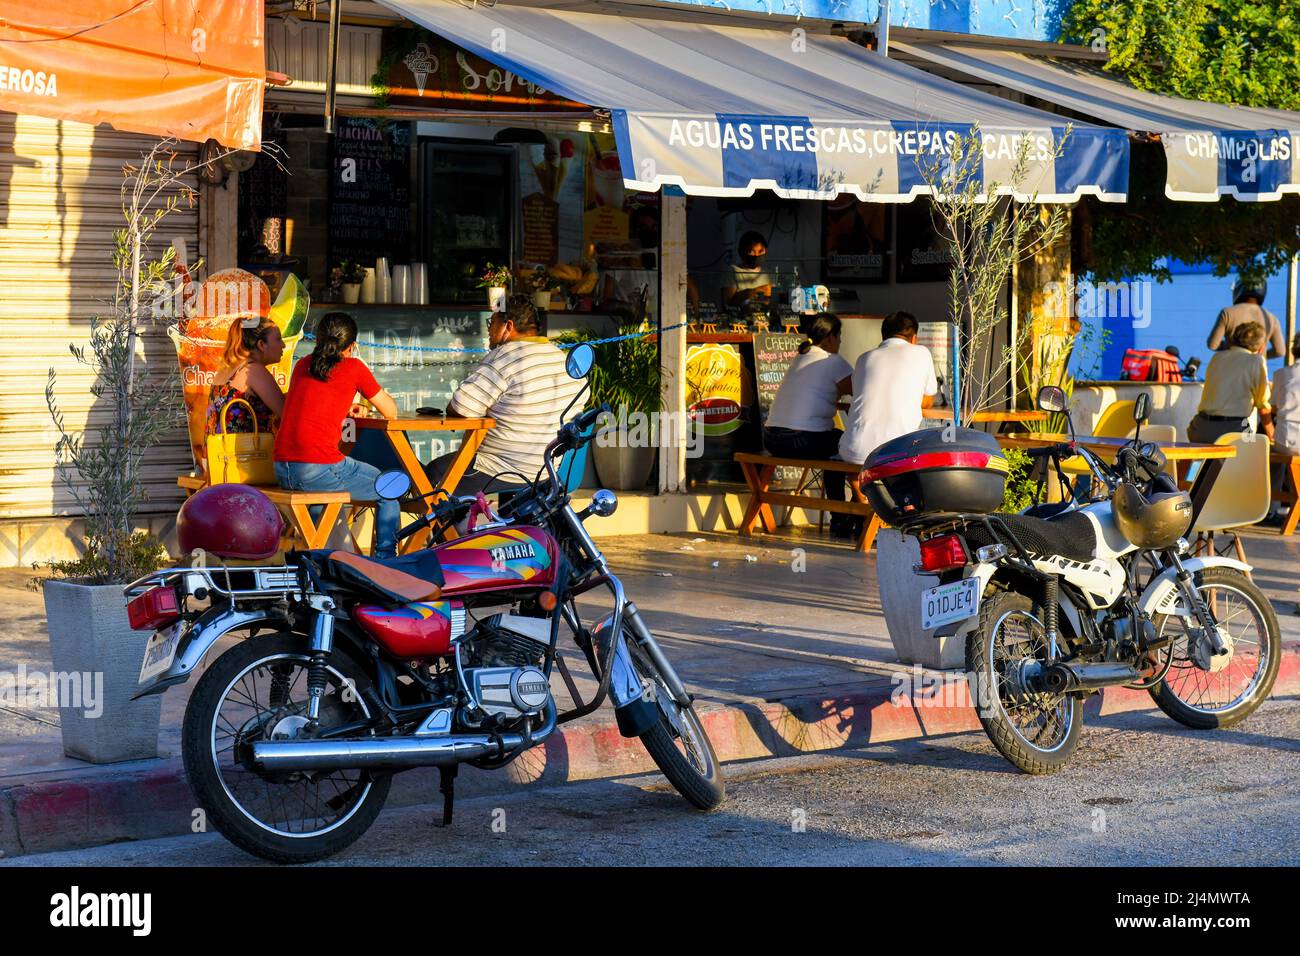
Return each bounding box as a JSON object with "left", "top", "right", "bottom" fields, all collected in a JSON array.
[{"left": 380, "top": 0, "right": 1130, "bottom": 204}]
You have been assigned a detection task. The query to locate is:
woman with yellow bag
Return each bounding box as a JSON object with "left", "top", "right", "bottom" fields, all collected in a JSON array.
[{"left": 204, "top": 316, "right": 286, "bottom": 483}]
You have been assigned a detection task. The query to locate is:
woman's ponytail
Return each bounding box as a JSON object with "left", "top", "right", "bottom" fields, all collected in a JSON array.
[
  {"left": 798, "top": 314, "right": 842, "bottom": 354},
  {"left": 309, "top": 311, "right": 359, "bottom": 382}
]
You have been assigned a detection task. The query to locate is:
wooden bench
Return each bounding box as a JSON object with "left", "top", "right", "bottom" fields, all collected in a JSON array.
[
  {"left": 178, "top": 476, "right": 355, "bottom": 551},
  {"left": 735, "top": 452, "right": 883, "bottom": 552},
  {"left": 1270, "top": 451, "right": 1300, "bottom": 536}
]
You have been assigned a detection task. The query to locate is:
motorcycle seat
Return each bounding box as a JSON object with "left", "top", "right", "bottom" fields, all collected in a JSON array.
[
  {"left": 963, "top": 510, "right": 1097, "bottom": 564},
  {"left": 316, "top": 550, "right": 445, "bottom": 605}
]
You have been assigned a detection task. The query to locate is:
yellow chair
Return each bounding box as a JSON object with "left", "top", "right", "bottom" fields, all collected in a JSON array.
[
  {"left": 1062, "top": 399, "right": 1138, "bottom": 476},
  {"left": 1191, "top": 432, "right": 1271, "bottom": 567}
]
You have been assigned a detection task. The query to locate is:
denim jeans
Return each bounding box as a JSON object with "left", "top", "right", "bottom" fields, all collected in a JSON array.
[{"left": 275, "top": 457, "right": 399, "bottom": 559}]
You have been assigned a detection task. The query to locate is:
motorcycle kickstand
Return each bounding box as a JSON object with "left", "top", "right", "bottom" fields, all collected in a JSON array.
[{"left": 436, "top": 764, "right": 458, "bottom": 827}]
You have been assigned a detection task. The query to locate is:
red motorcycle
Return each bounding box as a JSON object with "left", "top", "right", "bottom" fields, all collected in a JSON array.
[{"left": 124, "top": 345, "right": 723, "bottom": 863}]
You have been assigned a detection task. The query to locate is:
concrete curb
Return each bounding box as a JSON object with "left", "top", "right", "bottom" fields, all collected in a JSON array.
[{"left": 3, "top": 648, "right": 1297, "bottom": 859}]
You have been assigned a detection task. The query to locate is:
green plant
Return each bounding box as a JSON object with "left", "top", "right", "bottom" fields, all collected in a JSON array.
[
  {"left": 477, "top": 262, "right": 512, "bottom": 289},
  {"left": 556, "top": 324, "right": 660, "bottom": 418},
  {"left": 335, "top": 259, "right": 366, "bottom": 284},
  {"left": 998, "top": 447, "right": 1040, "bottom": 514},
  {"left": 44, "top": 140, "right": 217, "bottom": 585},
  {"left": 34, "top": 532, "right": 170, "bottom": 588}
]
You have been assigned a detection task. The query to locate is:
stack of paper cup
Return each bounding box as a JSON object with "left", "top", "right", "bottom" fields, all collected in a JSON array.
[
  {"left": 392, "top": 265, "right": 411, "bottom": 305},
  {"left": 360, "top": 267, "right": 376, "bottom": 304},
  {"left": 411, "top": 262, "right": 428, "bottom": 305},
  {"left": 375, "top": 257, "right": 391, "bottom": 303}
]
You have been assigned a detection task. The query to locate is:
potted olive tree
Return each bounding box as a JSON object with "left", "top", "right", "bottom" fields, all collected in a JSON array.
[
  {"left": 39, "top": 142, "right": 204, "bottom": 763},
  {"left": 559, "top": 323, "right": 661, "bottom": 490},
  {"left": 874, "top": 127, "right": 1068, "bottom": 670}
]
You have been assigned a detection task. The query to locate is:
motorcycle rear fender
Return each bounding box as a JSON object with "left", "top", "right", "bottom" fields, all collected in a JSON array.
[
  {"left": 130, "top": 606, "right": 284, "bottom": 700},
  {"left": 947, "top": 563, "right": 1084, "bottom": 642},
  {"left": 1137, "top": 556, "right": 1251, "bottom": 618},
  {"left": 591, "top": 612, "right": 658, "bottom": 737}
]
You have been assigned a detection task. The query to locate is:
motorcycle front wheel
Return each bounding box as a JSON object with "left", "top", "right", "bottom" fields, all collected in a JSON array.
[
  {"left": 181, "top": 632, "right": 391, "bottom": 864},
  {"left": 968, "top": 589, "right": 1083, "bottom": 774},
  {"left": 1149, "top": 567, "right": 1281, "bottom": 729},
  {"left": 624, "top": 635, "right": 725, "bottom": 809}
]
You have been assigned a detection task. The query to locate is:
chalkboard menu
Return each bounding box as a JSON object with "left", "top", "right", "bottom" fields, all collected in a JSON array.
[
  {"left": 752, "top": 331, "right": 807, "bottom": 488},
  {"left": 752, "top": 331, "right": 806, "bottom": 418},
  {"left": 330, "top": 118, "right": 412, "bottom": 266}
]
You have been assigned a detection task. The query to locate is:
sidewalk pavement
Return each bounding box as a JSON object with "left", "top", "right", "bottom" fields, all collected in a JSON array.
[{"left": 2, "top": 526, "right": 1298, "bottom": 858}]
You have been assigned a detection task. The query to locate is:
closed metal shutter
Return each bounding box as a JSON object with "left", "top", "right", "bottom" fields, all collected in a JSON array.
[{"left": 0, "top": 113, "right": 200, "bottom": 523}]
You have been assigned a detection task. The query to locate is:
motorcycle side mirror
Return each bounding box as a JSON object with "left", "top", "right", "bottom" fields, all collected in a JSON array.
[
  {"left": 374, "top": 470, "right": 412, "bottom": 501},
  {"left": 1134, "top": 391, "right": 1151, "bottom": 424},
  {"left": 565, "top": 343, "right": 594, "bottom": 380},
  {"left": 1036, "top": 385, "right": 1068, "bottom": 413}
]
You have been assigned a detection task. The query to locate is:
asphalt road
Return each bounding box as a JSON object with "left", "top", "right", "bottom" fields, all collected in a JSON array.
[{"left": 6, "top": 699, "right": 1298, "bottom": 867}]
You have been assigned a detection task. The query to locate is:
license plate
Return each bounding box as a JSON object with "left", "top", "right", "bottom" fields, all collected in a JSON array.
[
  {"left": 921, "top": 577, "right": 981, "bottom": 631},
  {"left": 138, "top": 623, "right": 182, "bottom": 684}
]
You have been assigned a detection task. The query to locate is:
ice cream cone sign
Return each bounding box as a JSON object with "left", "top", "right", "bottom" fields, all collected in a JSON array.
[
  {"left": 403, "top": 43, "right": 437, "bottom": 97},
  {"left": 169, "top": 266, "right": 309, "bottom": 474}
]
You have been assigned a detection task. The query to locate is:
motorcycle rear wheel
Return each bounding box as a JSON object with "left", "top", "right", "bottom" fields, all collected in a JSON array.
[
  {"left": 968, "top": 589, "right": 1083, "bottom": 774},
  {"left": 182, "top": 632, "right": 391, "bottom": 864},
  {"left": 625, "top": 637, "right": 725, "bottom": 809}
]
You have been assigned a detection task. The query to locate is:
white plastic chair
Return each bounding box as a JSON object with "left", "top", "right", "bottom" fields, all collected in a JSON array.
[{"left": 1191, "top": 432, "right": 1271, "bottom": 566}]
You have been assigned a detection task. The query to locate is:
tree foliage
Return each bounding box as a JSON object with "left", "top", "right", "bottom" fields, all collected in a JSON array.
[{"left": 1063, "top": 1, "right": 1300, "bottom": 281}]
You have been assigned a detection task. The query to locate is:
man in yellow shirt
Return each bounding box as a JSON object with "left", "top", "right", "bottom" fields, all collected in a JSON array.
[{"left": 1188, "top": 322, "right": 1273, "bottom": 444}]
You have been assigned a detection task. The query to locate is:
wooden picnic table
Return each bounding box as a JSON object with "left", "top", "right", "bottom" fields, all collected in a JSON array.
[
  {"left": 998, "top": 432, "right": 1236, "bottom": 525},
  {"left": 353, "top": 414, "right": 495, "bottom": 550},
  {"left": 923, "top": 409, "right": 1049, "bottom": 424}
]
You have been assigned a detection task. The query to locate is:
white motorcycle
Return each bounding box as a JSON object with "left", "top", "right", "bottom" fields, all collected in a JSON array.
[{"left": 862, "top": 388, "right": 1280, "bottom": 773}]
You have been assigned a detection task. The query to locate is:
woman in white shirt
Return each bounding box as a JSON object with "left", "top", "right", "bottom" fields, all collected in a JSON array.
[
  {"left": 764, "top": 314, "right": 854, "bottom": 534},
  {"left": 1272, "top": 335, "right": 1300, "bottom": 456}
]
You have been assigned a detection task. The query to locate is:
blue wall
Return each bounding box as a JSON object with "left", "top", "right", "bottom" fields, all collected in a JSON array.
[
  {"left": 1070, "top": 262, "right": 1293, "bottom": 382},
  {"left": 655, "top": 1, "right": 1067, "bottom": 41}
]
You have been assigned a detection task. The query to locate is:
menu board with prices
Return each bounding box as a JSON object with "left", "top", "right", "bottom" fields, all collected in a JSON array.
[{"left": 330, "top": 118, "right": 413, "bottom": 267}]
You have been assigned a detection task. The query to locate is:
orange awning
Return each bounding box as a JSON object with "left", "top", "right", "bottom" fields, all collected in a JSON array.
[{"left": 0, "top": 0, "right": 264, "bottom": 149}]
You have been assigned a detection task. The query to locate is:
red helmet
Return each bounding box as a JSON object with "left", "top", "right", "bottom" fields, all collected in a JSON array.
[{"left": 177, "top": 484, "right": 284, "bottom": 560}]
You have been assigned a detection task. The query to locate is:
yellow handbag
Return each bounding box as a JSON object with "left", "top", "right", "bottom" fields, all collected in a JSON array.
[{"left": 205, "top": 398, "right": 275, "bottom": 485}]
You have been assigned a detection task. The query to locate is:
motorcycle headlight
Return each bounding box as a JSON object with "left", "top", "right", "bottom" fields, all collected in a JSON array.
[{"left": 589, "top": 489, "right": 618, "bottom": 517}]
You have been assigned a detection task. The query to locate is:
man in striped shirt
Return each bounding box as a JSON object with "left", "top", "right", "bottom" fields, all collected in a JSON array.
[{"left": 426, "top": 295, "right": 585, "bottom": 494}]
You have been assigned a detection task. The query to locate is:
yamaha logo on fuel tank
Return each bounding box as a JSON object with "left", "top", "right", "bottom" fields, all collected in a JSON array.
[{"left": 489, "top": 543, "right": 536, "bottom": 564}]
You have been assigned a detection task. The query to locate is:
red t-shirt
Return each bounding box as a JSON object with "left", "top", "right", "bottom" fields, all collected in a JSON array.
[{"left": 274, "top": 356, "right": 380, "bottom": 464}]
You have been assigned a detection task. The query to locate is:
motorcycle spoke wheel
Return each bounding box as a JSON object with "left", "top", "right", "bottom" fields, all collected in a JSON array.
[
  {"left": 212, "top": 654, "right": 374, "bottom": 839},
  {"left": 990, "top": 612, "right": 1074, "bottom": 753},
  {"left": 1154, "top": 573, "right": 1275, "bottom": 720}
]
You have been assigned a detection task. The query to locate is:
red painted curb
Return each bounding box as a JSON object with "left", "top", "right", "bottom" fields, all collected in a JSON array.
[{"left": 3, "top": 648, "right": 1296, "bottom": 857}]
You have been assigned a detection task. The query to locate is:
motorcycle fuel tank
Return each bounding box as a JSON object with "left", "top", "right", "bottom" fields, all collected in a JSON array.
[
  {"left": 354, "top": 600, "right": 464, "bottom": 659},
  {"left": 432, "top": 526, "right": 559, "bottom": 597}
]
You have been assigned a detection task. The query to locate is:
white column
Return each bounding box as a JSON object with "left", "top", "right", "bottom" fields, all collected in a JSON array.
[
  {"left": 658, "top": 192, "right": 688, "bottom": 494},
  {"left": 1287, "top": 253, "right": 1298, "bottom": 366}
]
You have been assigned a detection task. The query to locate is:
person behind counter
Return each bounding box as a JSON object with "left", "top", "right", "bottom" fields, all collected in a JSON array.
[
  {"left": 1187, "top": 321, "right": 1272, "bottom": 444},
  {"left": 722, "top": 231, "right": 774, "bottom": 307},
  {"left": 273, "top": 312, "right": 402, "bottom": 559},
  {"left": 426, "top": 295, "right": 583, "bottom": 496},
  {"left": 205, "top": 315, "right": 285, "bottom": 436},
  {"left": 1208, "top": 279, "right": 1285, "bottom": 359},
  {"left": 764, "top": 315, "right": 855, "bottom": 537}
]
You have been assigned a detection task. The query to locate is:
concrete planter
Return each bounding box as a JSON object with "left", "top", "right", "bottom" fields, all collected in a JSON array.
[
  {"left": 42, "top": 580, "right": 161, "bottom": 764},
  {"left": 592, "top": 442, "right": 657, "bottom": 491},
  {"left": 875, "top": 529, "right": 965, "bottom": 670}
]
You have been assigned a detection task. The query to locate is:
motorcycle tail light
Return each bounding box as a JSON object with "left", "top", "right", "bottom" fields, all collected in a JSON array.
[
  {"left": 919, "top": 534, "right": 969, "bottom": 573},
  {"left": 127, "top": 586, "right": 181, "bottom": 631}
]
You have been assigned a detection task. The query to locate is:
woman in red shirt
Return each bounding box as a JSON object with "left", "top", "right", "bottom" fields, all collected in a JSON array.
[{"left": 274, "top": 312, "right": 401, "bottom": 558}]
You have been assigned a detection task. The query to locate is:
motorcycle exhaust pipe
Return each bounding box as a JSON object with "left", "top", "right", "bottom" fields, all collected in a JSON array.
[
  {"left": 252, "top": 709, "right": 558, "bottom": 772},
  {"left": 1038, "top": 662, "right": 1140, "bottom": 693}
]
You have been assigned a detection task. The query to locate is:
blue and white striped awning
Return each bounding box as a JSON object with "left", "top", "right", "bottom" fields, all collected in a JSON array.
[
  {"left": 896, "top": 41, "right": 1300, "bottom": 203},
  {"left": 381, "top": 1, "right": 1130, "bottom": 204}
]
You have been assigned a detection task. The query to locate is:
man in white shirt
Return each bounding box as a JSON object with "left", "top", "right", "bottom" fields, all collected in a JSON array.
[
  {"left": 426, "top": 296, "right": 583, "bottom": 494},
  {"left": 839, "top": 310, "right": 938, "bottom": 469}
]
